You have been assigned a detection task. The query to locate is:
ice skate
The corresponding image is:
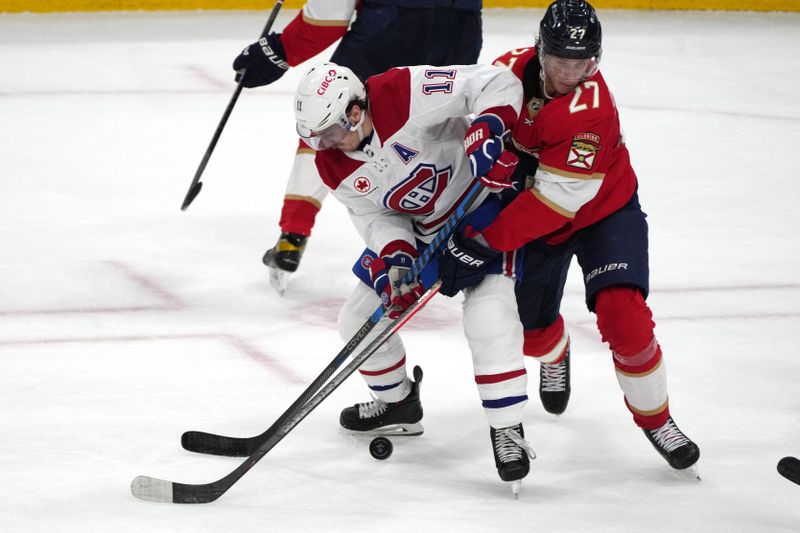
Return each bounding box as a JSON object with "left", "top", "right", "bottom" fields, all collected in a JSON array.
[
  {"left": 262, "top": 232, "right": 307, "bottom": 295},
  {"left": 539, "top": 348, "right": 571, "bottom": 415},
  {"left": 339, "top": 366, "right": 424, "bottom": 437},
  {"left": 643, "top": 416, "right": 700, "bottom": 478},
  {"left": 491, "top": 423, "right": 536, "bottom": 498}
]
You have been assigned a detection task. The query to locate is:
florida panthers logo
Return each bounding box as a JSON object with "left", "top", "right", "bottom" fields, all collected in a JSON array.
[{"left": 383, "top": 163, "right": 451, "bottom": 215}]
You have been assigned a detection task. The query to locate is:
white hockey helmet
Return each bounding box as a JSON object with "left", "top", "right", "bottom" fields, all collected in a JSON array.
[{"left": 294, "top": 62, "right": 367, "bottom": 150}]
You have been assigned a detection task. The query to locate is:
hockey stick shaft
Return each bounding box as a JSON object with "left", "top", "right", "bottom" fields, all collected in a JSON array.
[
  {"left": 131, "top": 280, "right": 441, "bottom": 503},
  {"left": 180, "top": 180, "right": 485, "bottom": 456},
  {"left": 180, "top": 0, "right": 285, "bottom": 211}
]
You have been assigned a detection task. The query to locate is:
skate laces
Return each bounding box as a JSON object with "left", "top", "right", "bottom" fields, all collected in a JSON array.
[
  {"left": 495, "top": 426, "right": 537, "bottom": 462},
  {"left": 649, "top": 418, "right": 689, "bottom": 452},
  {"left": 357, "top": 398, "right": 388, "bottom": 419},
  {"left": 541, "top": 359, "right": 567, "bottom": 392}
]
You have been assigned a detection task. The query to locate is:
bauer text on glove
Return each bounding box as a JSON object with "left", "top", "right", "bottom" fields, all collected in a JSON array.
[
  {"left": 233, "top": 33, "right": 289, "bottom": 88},
  {"left": 464, "top": 114, "right": 516, "bottom": 190},
  {"left": 438, "top": 225, "right": 500, "bottom": 297}
]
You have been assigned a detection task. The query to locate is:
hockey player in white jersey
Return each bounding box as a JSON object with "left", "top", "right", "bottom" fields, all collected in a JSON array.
[{"left": 293, "top": 62, "right": 534, "bottom": 489}]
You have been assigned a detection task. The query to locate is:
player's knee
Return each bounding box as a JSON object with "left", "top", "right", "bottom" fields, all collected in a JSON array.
[
  {"left": 594, "top": 286, "right": 654, "bottom": 355},
  {"left": 463, "top": 276, "right": 522, "bottom": 354},
  {"left": 337, "top": 284, "right": 378, "bottom": 340}
]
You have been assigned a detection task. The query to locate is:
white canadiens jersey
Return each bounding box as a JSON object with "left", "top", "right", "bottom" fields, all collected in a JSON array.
[{"left": 315, "top": 64, "right": 523, "bottom": 258}]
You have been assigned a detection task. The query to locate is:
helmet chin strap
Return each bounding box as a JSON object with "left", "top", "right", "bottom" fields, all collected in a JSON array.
[
  {"left": 349, "top": 110, "right": 368, "bottom": 142},
  {"left": 539, "top": 65, "right": 558, "bottom": 100}
]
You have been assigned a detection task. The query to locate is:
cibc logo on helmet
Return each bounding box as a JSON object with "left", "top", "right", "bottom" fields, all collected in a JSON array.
[{"left": 317, "top": 70, "right": 338, "bottom": 96}]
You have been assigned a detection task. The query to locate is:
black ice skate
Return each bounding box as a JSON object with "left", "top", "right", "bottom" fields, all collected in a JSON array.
[
  {"left": 262, "top": 232, "right": 307, "bottom": 295},
  {"left": 491, "top": 423, "right": 536, "bottom": 497},
  {"left": 539, "top": 348, "right": 571, "bottom": 415},
  {"left": 643, "top": 416, "right": 700, "bottom": 474},
  {"left": 339, "top": 366, "right": 424, "bottom": 436}
]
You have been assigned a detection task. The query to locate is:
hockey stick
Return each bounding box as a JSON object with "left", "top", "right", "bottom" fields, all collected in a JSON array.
[
  {"left": 180, "top": 0, "right": 285, "bottom": 211},
  {"left": 180, "top": 180, "right": 485, "bottom": 456},
  {"left": 131, "top": 279, "right": 442, "bottom": 503}
]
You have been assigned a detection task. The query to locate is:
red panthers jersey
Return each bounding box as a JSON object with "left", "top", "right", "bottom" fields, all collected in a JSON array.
[{"left": 480, "top": 47, "right": 638, "bottom": 251}]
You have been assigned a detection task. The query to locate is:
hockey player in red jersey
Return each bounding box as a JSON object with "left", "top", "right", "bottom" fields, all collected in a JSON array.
[
  {"left": 231, "top": 0, "right": 482, "bottom": 294},
  {"left": 292, "top": 61, "right": 537, "bottom": 490},
  {"left": 438, "top": 0, "right": 700, "bottom": 473}
]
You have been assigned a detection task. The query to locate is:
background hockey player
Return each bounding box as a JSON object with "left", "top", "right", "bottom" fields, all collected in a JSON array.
[
  {"left": 438, "top": 0, "right": 701, "bottom": 473},
  {"left": 291, "top": 61, "right": 536, "bottom": 489},
  {"left": 231, "top": 0, "right": 483, "bottom": 293}
]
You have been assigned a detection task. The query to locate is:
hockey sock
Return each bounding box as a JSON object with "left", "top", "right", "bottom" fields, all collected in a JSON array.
[
  {"left": 522, "top": 314, "right": 569, "bottom": 364},
  {"left": 595, "top": 287, "right": 669, "bottom": 430}
]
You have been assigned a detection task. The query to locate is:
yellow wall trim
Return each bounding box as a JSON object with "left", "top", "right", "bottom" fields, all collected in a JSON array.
[{"left": 1, "top": 0, "right": 798, "bottom": 13}]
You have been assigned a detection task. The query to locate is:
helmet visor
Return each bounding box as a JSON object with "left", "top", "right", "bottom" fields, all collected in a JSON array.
[
  {"left": 540, "top": 51, "right": 599, "bottom": 88},
  {"left": 296, "top": 121, "right": 352, "bottom": 151}
]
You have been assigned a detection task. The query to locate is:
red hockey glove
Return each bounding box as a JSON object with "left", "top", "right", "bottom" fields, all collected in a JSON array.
[
  {"left": 369, "top": 254, "right": 424, "bottom": 319},
  {"left": 464, "top": 115, "right": 517, "bottom": 190}
]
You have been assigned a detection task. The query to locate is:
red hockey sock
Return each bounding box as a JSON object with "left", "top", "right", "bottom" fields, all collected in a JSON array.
[{"left": 279, "top": 197, "right": 320, "bottom": 236}]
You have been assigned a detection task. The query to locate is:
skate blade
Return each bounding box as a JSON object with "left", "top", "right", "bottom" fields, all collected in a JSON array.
[
  {"left": 680, "top": 463, "right": 701, "bottom": 481},
  {"left": 509, "top": 480, "right": 522, "bottom": 499},
  {"left": 342, "top": 422, "right": 424, "bottom": 438},
  {"left": 268, "top": 267, "right": 290, "bottom": 296}
]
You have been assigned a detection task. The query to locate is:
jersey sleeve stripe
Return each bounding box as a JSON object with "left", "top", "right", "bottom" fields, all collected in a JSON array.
[
  {"left": 538, "top": 163, "right": 605, "bottom": 181},
  {"left": 302, "top": 14, "right": 351, "bottom": 27},
  {"left": 531, "top": 189, "right": 577, "bottom": 219}
]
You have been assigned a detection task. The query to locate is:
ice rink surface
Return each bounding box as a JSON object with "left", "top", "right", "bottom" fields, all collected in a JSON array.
[{"left": 1, "top": 6, "right": 799, "bottom": 532}]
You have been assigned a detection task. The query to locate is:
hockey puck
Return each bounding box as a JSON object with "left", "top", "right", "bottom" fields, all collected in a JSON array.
[
  {"left": 777, "top": 456, "right": 800, "bottom": 486},
  {"left": 369, "top": 437, "right": 393, "bottom": 460}
]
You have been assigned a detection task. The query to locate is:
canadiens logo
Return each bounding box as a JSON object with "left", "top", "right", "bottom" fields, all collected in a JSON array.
[
  {"left": 353, "top": 176, "right": 372, "bottom": 194},
  {"left": 567, "top": 132, "right": 601, "bottom": 170},
  {"left": 360, "top": 254, "right": 375, "bottom": 270},
  {"left": 384, "top": 163, "right": 451, "bottom": 215}
]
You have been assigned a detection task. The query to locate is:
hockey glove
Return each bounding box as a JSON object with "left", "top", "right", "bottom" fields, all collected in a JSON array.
[
  {"left": 439, "top": 225, "right": 500, "bottom": 297},
  {"left": 369, "top": 254, "right": 425, "bottom": 319},
  {"left": 233, "top": 33, "right": 289, "bottom": 88},
  {"left": 464, "top": 115, "right": 518, "bottom": 190}
]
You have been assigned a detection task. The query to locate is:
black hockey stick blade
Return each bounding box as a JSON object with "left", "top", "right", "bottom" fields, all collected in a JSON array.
[
  {"left": 181, "top": 181, "right": 203, "bottom": 211},
  {"left": 777, "top": 456, "right": 800, "bottom": 485},
  {"left": 182, "top": 415, "right": 282, "bottom": 456}
]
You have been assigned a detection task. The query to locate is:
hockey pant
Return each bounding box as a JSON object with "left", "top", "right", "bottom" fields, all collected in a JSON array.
[{"left": 337, "top": 274, "right": 527, "bottom": 428}]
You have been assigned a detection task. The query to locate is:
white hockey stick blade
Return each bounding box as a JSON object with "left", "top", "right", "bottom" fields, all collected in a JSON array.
[{"left": 131, "top": 475, "right": 173, "bottom": 503}]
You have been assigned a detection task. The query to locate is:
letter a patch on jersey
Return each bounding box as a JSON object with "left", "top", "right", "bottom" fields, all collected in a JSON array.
[
  {"left": 567, "top": 132, "right": 601, "bottom": 170},
  {"left": 391, "top": 142, "right": 419, "bottom": 164}
]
